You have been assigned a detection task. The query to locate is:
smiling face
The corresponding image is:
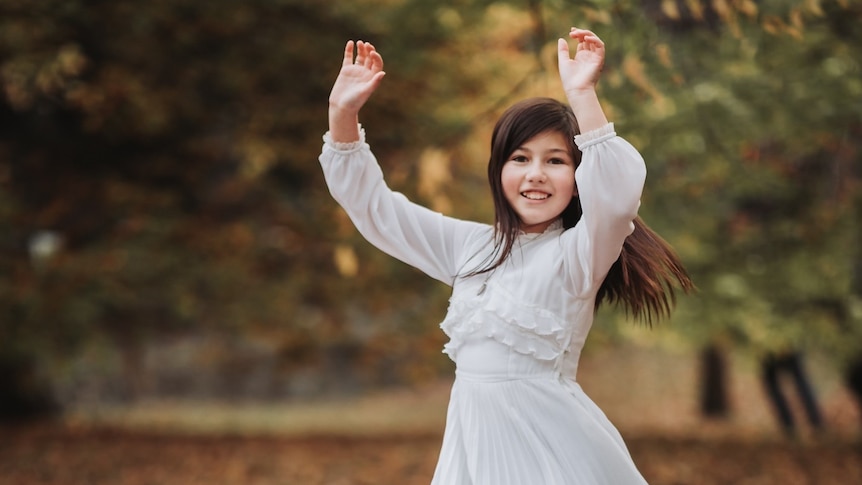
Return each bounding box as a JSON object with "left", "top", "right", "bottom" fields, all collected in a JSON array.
[
  {"left": 486, "top": 98, "right": 583, "bottom": 249},
  {"left": 500, "top": 130, "right": 577, "bottom": 233}
]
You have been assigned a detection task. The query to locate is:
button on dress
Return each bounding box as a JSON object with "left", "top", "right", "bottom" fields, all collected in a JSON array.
[{"left": 319, "top": 123, "right": 649, "bottom": 484}]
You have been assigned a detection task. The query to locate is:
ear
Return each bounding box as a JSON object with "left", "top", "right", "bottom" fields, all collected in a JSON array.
[{"left": 572, "top": 182, "right": 578, "bottom": 198}]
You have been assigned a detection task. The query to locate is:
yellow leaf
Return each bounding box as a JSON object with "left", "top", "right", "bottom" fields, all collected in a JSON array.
[
  {"left": 789, "top": 9, "right": 804, "bottom": 28},
  {"left": 804, "top": 0, "right": 824, "bottom": 16},
  {"left": 661, "top": 0, "right": 680, "bottom": 20},
  {"left": 655, "top": 43, "right": 674, "bottom": 69},
  {"left": 711, "top": 0, "right": 731, "bottom": 20},
  {"left": 239, "top": 138, "right": 276, "bottom": 180},
  {"left": 417, "top": 147, "right": 451, "bottom": 199},
  {"left": 582, "top": 7, "right": 612, "bottom": 24},
  {"left": 737, "top": 0, "right": 758, "bottom": 17},
  {"left": 333, "top": 244, "right": 359, "bottom": 278},
  {"left": 684, "top": 0, "right": 704, "bottom": 21}
]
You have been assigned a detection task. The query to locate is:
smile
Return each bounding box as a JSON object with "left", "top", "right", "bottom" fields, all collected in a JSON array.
[{"left": 521, "top": 191, "right": 550, "bottom": 200}]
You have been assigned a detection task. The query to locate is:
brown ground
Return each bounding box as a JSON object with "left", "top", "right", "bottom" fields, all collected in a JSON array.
[{"left": 1, "top": 424, "right": 861, "bottom": 485}]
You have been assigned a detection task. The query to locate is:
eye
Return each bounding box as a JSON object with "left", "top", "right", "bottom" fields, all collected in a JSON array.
[
  {"left": 548, "top": 158, "right": 567, "bottom": 165},
  {"left": 510, "top": 155, "right": 528, "bottom": 163}
]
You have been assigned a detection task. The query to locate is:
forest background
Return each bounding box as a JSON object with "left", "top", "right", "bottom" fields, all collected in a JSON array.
[{"left": 0, "top": 0, "right": 860, "bottom": 431}]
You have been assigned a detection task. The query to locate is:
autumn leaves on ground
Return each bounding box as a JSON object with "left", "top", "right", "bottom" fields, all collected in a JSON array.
[
  {"left": 3, "top": 345, "right": 862, "bottom": 485},
  {"left": 2, "top": 427, "right": 860, "bottom": 485}
]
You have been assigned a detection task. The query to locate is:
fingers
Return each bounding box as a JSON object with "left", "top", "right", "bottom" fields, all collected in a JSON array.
[
  {"left": 368, "top": 70, "right": 387, "bottom": 92},
  {"left": 355, "top": 41, "right": 367, "bottom": 67},
  {"left": 362, "top": 42, "right": 383, "bottom": 71},
  {"left": 557, "top": 38, "right": 571, "bottom": 63},
  {"left": 342, "top": 40, "right": 355, "bottom": 67},
  {"left": 558, "top": 27, "right": 605, "bottom": 63},
  {"left": 568, "top": 28, "right": 604, "bottom": 52},
  {"left": 342, "top": 40, "right": 384, "bottom": 71}
]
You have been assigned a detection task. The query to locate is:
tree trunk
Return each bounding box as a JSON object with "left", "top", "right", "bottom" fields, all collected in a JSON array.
[
  {"left": 0, "top": 353, "right": 60, "bottom": 422},
  {"left": 699, "top": 343, "right": 730, "bottom": 418}
]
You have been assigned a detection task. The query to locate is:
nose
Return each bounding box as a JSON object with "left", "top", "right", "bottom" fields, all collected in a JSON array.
[{"left": 526, "top": 160, "right": 547, "bottom": 182}]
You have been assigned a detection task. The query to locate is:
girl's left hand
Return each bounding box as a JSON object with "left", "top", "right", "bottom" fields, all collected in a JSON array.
[{"left": 557, "top": 28, "right": 605, "bottom": 95}]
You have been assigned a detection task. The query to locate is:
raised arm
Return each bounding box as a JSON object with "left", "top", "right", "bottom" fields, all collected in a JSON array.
[
  {"left": 558, "top": 29, "right": 647, "bottom": 292},
  {"left": 557, "top": 28, "right": 608, "bottom": 133},
  {"left": 328, "top": 40, "right": 386, "bottom": 143},
  {"left": 320, "top": 41, "right": 486, "bottom": 285}
]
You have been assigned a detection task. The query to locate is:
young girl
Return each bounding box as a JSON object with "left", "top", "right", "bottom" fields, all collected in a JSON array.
[{"left": 321, "top": 28, "right": 692, "bottom": 484}]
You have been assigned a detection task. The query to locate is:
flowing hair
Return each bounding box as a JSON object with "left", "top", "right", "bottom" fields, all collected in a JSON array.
[{"left": 474, "top": 97, "right": 693, "bottom": 323}]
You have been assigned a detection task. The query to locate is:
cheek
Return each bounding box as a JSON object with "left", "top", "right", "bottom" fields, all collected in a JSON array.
[
  {"left": 558, "top": 170, "right": 577, "bottom": 197},
  {"left": 500, "top": 167, "right": 520, "bottom": 196}
]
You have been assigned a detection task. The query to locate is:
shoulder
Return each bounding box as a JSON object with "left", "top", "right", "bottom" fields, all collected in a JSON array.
[{"left": 462, "top": 221, "right": 494, "bottom": 246}]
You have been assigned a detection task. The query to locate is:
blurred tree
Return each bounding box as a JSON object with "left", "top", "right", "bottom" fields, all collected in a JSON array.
[
  {"left": 642, "top": 0, "right": 860, "bottom": 359},
  {"left": 0, "top": 0, "right": 469, "bottom": 410},
  {"left": 0, "top": 0, "right": 860, "bottom": 418},
  {"left": 617, "top": 0, "right": 862, "bottom": 418}
]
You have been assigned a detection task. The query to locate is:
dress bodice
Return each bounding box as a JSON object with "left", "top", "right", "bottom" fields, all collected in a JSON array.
[{"left": 440, "top": 222, "right": 599, "bottom": 379}]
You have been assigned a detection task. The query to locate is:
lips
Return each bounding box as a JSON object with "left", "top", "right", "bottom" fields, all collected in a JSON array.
[{"left": 521, "top": 190, "right": 550, "bottom": 200}]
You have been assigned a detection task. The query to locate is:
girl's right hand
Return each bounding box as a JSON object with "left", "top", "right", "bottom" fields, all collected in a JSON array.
[{"left": 328, "top": 40, "right": 386, "bottom": 115}]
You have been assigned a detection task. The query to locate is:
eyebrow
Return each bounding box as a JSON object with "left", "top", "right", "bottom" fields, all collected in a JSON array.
[{"left": 514, "top": 147, "right": 569, "bottom": 154}]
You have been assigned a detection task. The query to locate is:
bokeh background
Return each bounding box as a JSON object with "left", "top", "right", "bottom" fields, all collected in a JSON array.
[{"left": 1, "top": 0, "right": 861, "bottom": 483}]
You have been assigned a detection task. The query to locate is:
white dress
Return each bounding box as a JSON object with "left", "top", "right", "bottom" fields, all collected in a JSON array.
[{"left": 319, "top": 123, "right": 649, "bottom": 484}]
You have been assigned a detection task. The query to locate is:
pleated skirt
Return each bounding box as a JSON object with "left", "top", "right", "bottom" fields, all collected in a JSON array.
[{"left": 431, "top": 338, "right": 648, "bottom": 485}]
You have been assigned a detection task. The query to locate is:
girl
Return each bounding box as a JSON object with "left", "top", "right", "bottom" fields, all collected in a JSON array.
[{"left": 321, "top": 28, "right": 692, "bottom": 484}]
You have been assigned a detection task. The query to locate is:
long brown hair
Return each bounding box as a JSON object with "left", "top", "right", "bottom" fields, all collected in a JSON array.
[{"left": 476, "top": 97, "right": 693, "bottom": 323}]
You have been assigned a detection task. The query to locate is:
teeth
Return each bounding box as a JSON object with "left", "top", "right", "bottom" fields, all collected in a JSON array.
[{"left": 522, "top": 191, "right": 549, "bottom": 200}]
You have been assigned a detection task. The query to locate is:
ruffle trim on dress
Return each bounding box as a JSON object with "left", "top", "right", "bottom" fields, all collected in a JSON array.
[
  {"left": 322, "top": 124, "right": 366, "bottom": 152},
  {"left": 574, "top": 123, "right": 616, "bottom": 150},
  {"left": 440, "top": 283, "right": 568, "bottom": 361}
]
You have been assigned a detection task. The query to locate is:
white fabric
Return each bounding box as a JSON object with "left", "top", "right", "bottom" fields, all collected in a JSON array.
[{"left": 319, "top": 123, "right": 648, "bottom": 484}]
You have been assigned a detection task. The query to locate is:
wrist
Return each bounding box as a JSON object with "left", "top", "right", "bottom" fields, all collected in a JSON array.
[
  {"left": 328, "top": 102, "right": 359, "bottom": 119},
  {"left": 328, "top": 106, "right": 361, "bottom": 143},
  {"left": 564, "top": 89, "right": 608, "bottom": 133},
  {"left": 564, "top": 87, "right": 598, "bottom": 103}
]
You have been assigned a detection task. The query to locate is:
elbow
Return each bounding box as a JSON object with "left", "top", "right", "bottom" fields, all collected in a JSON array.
[
  {"left": 599, "top": 193, "right": 642, "bottom": 229},
  {"left": 629, "top": 153, "right": 647, "bottom": 189}
]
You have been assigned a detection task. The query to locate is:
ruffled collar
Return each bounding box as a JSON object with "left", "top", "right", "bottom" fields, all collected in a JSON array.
[{"left": 518, "top": 219, "right": 563, "bottom": 240}]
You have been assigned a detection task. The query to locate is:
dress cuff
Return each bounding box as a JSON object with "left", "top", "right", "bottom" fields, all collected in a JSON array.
[
  {"left": 322, "top": 124, "right": 366, "bottom": 152},
  {"left": 574, "top": 123, "right": 616, "bottom": 150}
]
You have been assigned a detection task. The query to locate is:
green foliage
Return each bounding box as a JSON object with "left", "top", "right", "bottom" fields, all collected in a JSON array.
[{"left": 609, "top": 0, "right": 862, "bottom": 360}]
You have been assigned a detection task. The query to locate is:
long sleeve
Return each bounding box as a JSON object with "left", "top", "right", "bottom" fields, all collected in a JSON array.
[
  {"left": 562, "top": 123, "right": 646, "bottom": 294},
  {"left": 319, "top": 128, "right": 487, "bottom": 286}
]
